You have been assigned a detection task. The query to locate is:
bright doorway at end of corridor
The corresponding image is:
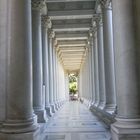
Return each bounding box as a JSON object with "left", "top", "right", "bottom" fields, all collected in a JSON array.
[{"left": 69, "top": 73, "right": 79, "bottom": 101}]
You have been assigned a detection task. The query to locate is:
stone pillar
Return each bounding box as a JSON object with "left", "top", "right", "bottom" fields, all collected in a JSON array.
[
  {"left": 0, "top": 0, "right": 7, "bottom": 125},
  {"left": 41, "top": 15, "right": 52, "bottom": 117},
  {"left": 32, "top": 0, "right": 47, "bottom": 122},
  {"left": 65, "top": 73, "right": 69, "bottom": 101},
  {"left": 96, "top": 14, "right": 106, "bottom": 109},
  {"left": 90, "top": 37, "right": 95, "bottom": 105},
  {"left": 52, "top": 40, "right": 57, "bottom": 111},
  {"left": 101, "top": 0, "right": 116, "bottom": 113},
  {"left": 48, "top": 30, "right": 55, "bottom": 113},
  {"left": 111, "top": 0, "right": 140, "bottom": 139},
  {"left": 55, "top": 47, "right": 60, "bottom": 109},
  {"left": 93, "top": 31, "right": 100, "bottom": 107},
  {"left": 87, "top": 44, "right": 92, "bottom": 106},
  {"left": 55, "top": 48, "right": 60, "bottom": 107},
  {"left": 0, "top": 0, "right": 39, "bottom": 139}
]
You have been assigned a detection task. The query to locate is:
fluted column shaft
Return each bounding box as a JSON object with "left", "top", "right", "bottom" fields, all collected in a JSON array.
[
  {"left": 52, "top": 42, "right": 58, "bottom": 110},
  {"left": 0, "top": 0, "right": 38, "bottom": 134},
  {"left": 96, "top": 17, "right": 106, "bottom": 109},
  {"left": 111, "top": 0, "right": 140, "bottom": 139},
  {"left": 0, "top": 0, "right": 7, "bottom": 124},
  {"left": 41, "top": 15, "right": 52, "bottom": 117},
  {"left": 48, "top": 30, "right": 55, "bottom": 113},
  {"left": 101, "top": 0, "right": 116, "bottom": 112},
  {"left": 55, "top": 51, "right": 60, "bottom": 106},
  {"left": 93, "top": 33, "right": 100, "bottom": 106},
  {"left": 32, "top": 0, "right": 47, "bottom": 122},
  {"left": 88, "top": 46, "right": 92, "bottom": 102},
  {"left": 90, "top": 39, "right": 95, "bottom": 104}
]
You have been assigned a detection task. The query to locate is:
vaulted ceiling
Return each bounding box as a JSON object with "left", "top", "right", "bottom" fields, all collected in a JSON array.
[{"left": 46, "top": 0, "right": 98, "bottom": 73}]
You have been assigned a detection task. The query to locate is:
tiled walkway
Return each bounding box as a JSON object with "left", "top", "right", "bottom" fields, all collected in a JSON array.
[{"left": 41, "top": 101, "right": 111, "bottom": 140}]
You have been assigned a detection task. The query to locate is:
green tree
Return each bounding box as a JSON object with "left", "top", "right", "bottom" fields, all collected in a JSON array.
[{"left": 69, "top": 74, "right": 78, "bottom": 95}]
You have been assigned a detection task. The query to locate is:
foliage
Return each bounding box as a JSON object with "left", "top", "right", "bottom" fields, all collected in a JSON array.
[
  {"left": 69, "top": 82, "right": 77, "bottom": 94},
  {"left": 69, "top": 74, "right": 77, "bottom": 83},
  {"left": 69, "top": 74, "right": 78, "bottom": 94}
]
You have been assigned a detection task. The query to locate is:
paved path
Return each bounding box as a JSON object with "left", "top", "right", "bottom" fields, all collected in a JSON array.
[{"left": 41, "top": 101, "right": 111, "bottom": 140}]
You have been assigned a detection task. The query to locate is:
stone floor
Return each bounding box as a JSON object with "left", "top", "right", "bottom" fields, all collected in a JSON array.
[{"left": 41, "top": 101, "right": 111, "bottom": 140}]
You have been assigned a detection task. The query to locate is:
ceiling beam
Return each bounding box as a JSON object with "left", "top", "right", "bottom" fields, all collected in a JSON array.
[
  {"left": 53, "top": 23, "right": 90, "bottom": 32},
  {"left": 47, "top": 0, "right": 95, "bottom": 2},
  {"left": 58, "top": 40, "right": 87, "bottom": 46},
  {"left": 48, "top": 10, "right": 95, "bottom": 20},
  {"left": 59, "top": 46, "right": 85, "bottom": 50},
  {"left": 63, "top": 58, "right": 82, "bottom": 60},
  {"left": 56, "top": 33, "right": 88, "bottom": 40}
]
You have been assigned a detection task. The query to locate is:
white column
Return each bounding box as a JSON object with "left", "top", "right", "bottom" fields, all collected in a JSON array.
[
  {"left": 101, "top": 0, "right": 116, "bottom": 113},
  {"left": 65, "top": 73, "right": 69, "bottom": 101},
  {"left": 54, "top": 46, "right": 58, "bottom": 110},
  {"left": 93, "top": 31, "right": 100, "bottom": 106},
  {"left": 52, "top": 41, "right": 58, "bottom": 110},
  {"left": 111, "top": 0, "right": 140, "bottom": 139},
  {"left": 89, "top": 41, "right": 94, "bottom": 105},
  {"left": 87, "top": 44, "right": 92, "bottom": 106},
  {"left": 41, "top": 15, "right": 52, "bottom": 117},
  {"left": 0, "top": 0, "right": 38, "bottom": 138},
  {"left": 48, "top": 30, "right": 56, "bottom": 113},
  {"left": 55, "top": 48, "right": 60, "bottom": 107},
  {"left": 96, "top": 14, "right": 106, "bottom": 109},
  {"left": 90, "top": 37, "right": 95, "bottom": 105},
  {"left": 32, "top": 0, "right": 47, "bottom": 122},
  {"left": 0, "top": 0, "right": 7, "bottom": 125}
]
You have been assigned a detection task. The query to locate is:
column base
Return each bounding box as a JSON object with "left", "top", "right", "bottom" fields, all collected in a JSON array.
[
  {"left": 90, "top": 105, "right": 115, "bottom": 126},
  {"left": 50, "top": 104, "right": 56, "bottom": 113},
  {"left": 0, "top": 128, "right": 40, "bottom": 140},
  {"left": 94, "top": 101, "right": 99, "bottom": 107},
  {"left": 0, "top": 115, "right": 39, "bottom": 134},
  {"left": 45, "top": 106, "right": 53, "bottom": 117},
  {"left": 98, "top": 102, "right": 105, "bottom": 110},
  {"left": 111, "top": 118, "right": 140, "bottom": 140},
  {"left": 58, "top": 101, "right": 63, "bottom": 108},
  {"left": 104, "top": 104, "right": 116, "bottom": 114},
  {"left": 87, "top": 100, "right": 92, "bottom": 108},
  {"left": 83, "top": 98, "right": 90, "bottom": 107},
  {"left": 54, "top": 102, "right": 59, "bottom": 111},
  {"left": 34, "top": 108, "right": 48, "bottom": 123}
]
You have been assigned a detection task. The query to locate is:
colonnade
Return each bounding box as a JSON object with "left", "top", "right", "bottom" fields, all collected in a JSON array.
[
  {"left": 0, "top": 0, "right": 69, "bottom": 139},
  {"left": 79, "top": 0, "right": 140, "bottom": 139},
  {"left": 0, "top": 0, "right": 140, "bottom": 139}
]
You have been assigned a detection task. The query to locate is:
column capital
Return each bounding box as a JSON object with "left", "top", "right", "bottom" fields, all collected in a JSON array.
[
  {"left": 41, "top": 15, "right": 52, "bottom": 29},
  {"left": 100, "top": 0, "right": 112, "bottom": 10},
  {"left": 90, "top": 20, "right": 97, "bottom": 37},
  {"left": 32, "top": 0, "right": 46, "bottom": 11},
  {"left": 49, "top": 29, "right": 55, "bottom": 39},
  {"left": 96, "top": 4, "right": 102, "bottom": 14},
  {"left": 96, "top": 14, "right": 103, "bottom": 27},
  {"left": 54, "top": 39, "right": 57, "bottom": 46},
  {"left": 56, "top": 46, "right": 60, "bottom": 52}
]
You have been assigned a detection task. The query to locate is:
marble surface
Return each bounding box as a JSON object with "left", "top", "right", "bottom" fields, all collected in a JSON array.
[{"left": 40, "top": 101, "right": 111, "bottom": 140}]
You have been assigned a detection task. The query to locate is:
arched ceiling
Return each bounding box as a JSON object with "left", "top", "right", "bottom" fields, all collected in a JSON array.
[{"left": 46, "top": 0, "right": 98, "bottom": 73}]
